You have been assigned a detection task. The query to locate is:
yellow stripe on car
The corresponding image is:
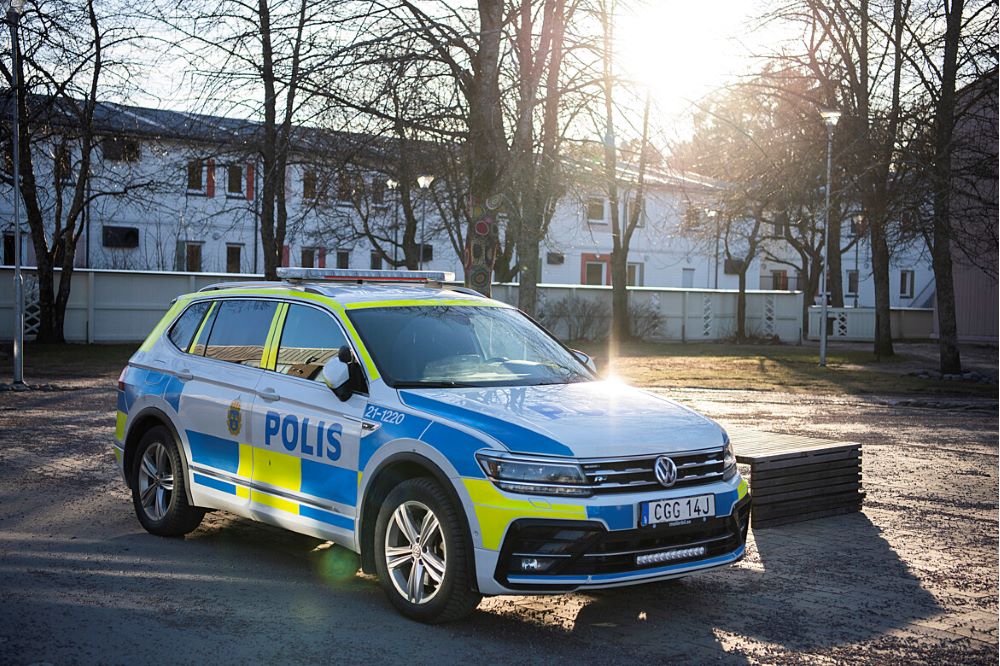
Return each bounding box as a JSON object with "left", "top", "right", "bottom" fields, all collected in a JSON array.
[
  {"left": 115, "top": 410, "right": 127, "bottom": 442},
  {"left": 236, "top": 444, "right": 253, "bottom": 499},
  {"left": 738, "top": 478, "right": 749, "bottom": 499},
  {"left": 261, "top": 303, "right": 289, "bottom": 370},
  {"left": 138, "top": 296, "right": 193, "bottom": 352},
  {"left": 463, "top": 479, "right": 587, "bottom": 550},
  {"left": 251, "top": 489, "right": 299, "bottom": 514}
]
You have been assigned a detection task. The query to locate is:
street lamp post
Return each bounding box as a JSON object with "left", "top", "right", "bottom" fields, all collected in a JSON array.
[
  {"left": 819, "top": 110, "right": 841, "bottom": 367},
  {"left": 386, "top": 178, "right": 398, "bottom": 265},
  {"left": 8, "top": 0, "right": 24, "bottom": 387},
  {"left": 416, "top": 175, "right": 434, "bottom": 270}
]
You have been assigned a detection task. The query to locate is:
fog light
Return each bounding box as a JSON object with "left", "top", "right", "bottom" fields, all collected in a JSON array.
[
  {"left": 512, "top": 556, "right": 557, "bottom": 573},
  {"left": 636, "top": 546, "right": 706, "bottom": 566}
]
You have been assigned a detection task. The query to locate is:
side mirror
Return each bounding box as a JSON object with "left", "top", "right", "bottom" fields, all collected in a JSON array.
[
  {"left": 571, "top": 349, "right": 597, "bottom": 373},
  {"left": 321, "top": 345, "right": 355, "bottom": 401}
]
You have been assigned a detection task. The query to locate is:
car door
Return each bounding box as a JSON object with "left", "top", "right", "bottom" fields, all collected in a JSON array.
[
  {"left": 248, "top": 302, "right": 366, "bottom": 539},
  {"left": 178, "top": 298, "right": 279, "bottom": 509}
]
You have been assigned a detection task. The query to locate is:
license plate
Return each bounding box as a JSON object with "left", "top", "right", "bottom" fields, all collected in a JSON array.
[{"left": 640, "top": 494, "right": 716, "bottom": 527}]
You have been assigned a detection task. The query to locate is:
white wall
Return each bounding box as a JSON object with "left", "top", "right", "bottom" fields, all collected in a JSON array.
[{"left": 0, "top": 267, "right": 804, "bottom": 344}]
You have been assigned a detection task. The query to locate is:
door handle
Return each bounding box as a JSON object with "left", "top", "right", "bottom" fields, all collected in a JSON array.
[
  {"left": 259, "top": 387, "right": 281, "bottom": 401},
  {"left": 176, "top": 368, "right": 193, "bottom": 381}
]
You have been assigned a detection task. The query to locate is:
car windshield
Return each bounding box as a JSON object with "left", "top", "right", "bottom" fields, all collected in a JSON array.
[{"left": 347, "top": 305, "right": 593, "bottom": 388}]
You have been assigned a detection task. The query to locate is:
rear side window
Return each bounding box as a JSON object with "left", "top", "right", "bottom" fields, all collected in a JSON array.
[
  {"left": 167, "top": 301, "right": 212, "bottom": 351},
  {"left": 275, "top": 305, "right": 349, "bottom": 381},
  {"left": 204, "top": 300, "right": 278, "bottom": 367}
]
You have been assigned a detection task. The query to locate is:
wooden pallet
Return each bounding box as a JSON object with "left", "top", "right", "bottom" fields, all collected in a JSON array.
[{"left": 729, "top": 428, "right": 864, "bottom": 529}]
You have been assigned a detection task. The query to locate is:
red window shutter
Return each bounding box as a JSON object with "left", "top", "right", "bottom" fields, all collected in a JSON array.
[
  {"left": 245, "top": 163, "right": 254, "bottom": 200},
  {"left": 281, "top": 244, "right": 289, "bottom": 267},
  {"left": 206, "top": 158, "right": 215, "bottom": 197},
  {"left": 318, "top": 248, "right": 326, "bottom": 268}
]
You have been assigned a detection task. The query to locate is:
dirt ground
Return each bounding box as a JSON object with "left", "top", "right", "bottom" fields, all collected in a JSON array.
[{"left": 0, "top": 376, "right": 996, "bottom": 664}]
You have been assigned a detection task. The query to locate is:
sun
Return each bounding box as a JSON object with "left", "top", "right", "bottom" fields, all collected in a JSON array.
[{"left": 615, "top": 0, "right": 756, "bottom": 116}]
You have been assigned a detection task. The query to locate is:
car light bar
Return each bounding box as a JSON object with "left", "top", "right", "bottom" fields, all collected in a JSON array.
[
  {"left": 635, "top": 546, "right": 706, "bottom": 566},
  {"left": 276, "top": 268, "right": 455, "bottom": 283}
]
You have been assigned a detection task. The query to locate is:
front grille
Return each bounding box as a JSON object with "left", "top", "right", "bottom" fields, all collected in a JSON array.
[
  {"left": 580, "top": 449, "right": 727, "bottom": 494},
  {"left": 496, "top": 496, "right": 751, "bottom": 588}
]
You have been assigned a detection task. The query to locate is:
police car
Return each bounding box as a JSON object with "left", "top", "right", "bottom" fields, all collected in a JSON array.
[{"left": 113, "top": 268, "right": 750, "bottom": 623}]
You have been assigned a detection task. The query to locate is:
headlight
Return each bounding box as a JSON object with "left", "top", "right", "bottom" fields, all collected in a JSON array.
[
  {"left": 476, "top": 451, "right": 591, "bottom": 497},
  {"left": 723, "top": 439, "right": 737, "bottom": 480}
]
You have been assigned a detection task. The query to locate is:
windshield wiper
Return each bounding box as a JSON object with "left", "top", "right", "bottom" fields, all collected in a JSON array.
[{"left": 393, "top": 381, "right": 480, "bottom": 388}]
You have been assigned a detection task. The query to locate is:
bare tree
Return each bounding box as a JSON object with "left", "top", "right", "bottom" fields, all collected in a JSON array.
[{"left": 0, "top": 0, "right": 153, "bottom": 342}]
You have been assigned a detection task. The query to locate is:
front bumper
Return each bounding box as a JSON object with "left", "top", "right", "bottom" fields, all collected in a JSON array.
[{"left": 475, "top": 494, "right": 750, "bottom": 593}]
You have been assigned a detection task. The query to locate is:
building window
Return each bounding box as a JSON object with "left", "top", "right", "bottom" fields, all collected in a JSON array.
[
  {"left": 303, "top": 169, "right": 318, "bottom": 200},
  {"left": 624, "top": 198, "right": 644, "bottom": 227},
  {"left": 187, "top": 159, "right": 205, "bottom": 193},
  {"left": 771, "top": 269, "right": 789, "bottom": 290},
  {"left": 226, "top": 244, "right": 242, "bottom": 273},
  {"left": 846, "top": 270, "right": 859, "bottom": 296},
  {"left": 3, "top": 233, "right": 14, "bottom": 265},
  {"left": 54, "top": 144, "right": 73, "bottom": 184},
  {"left": 336, "top": 250, "right": 349, "bottom": 269},
  {"left": 420, "top": 243, "right": 433, "bottom": 263},
  {"left": 102, "top": 225, "right": 139, "bottom": 249},
  {"left": 227, "top": 164, "right": 244, "bottom": 197},
  {"left": 301, "top": 247, "right": 317, "bottom": 268},
  {"left": 101, "top": 137, "right": 140, "bottom": 163},
  {"left": 337, "top": 171, "right": 362, "bottom": 203},
  {"left": 682, "top": 267, "right": 695, "bottom": 288},
  {"left": 370, "top": 250, "right": 384, "bottom": 270},
  {"left": 772, "top": 219, "right": 788, "bottom": 236},
  {"left": 899, "top": 270, "right": 914, "bottom": 298},
  {"left": 586, "top": 197, "right": 605, "bottom": 223},
  {"left": 185, "top": 242, "right": 202, "bottom": 272},
  {"left": 370, "top": 178, "right": 385, "bottom": 205},
  {"left": 584, "top": 262, "right": 605, "bottom": 285},
  {"left": 546, "top": 252, "right": 565, "bottom": 265},
  {"left": 626, "top": 262, "right": 644, "bottom": 287}
]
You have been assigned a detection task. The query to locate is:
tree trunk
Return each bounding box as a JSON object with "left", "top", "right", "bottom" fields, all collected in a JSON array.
[
  {"left": 610, "top": 249, "right": 629, "bottom": 341},
  {"left": 929, "top": 0, "right": 964, "bottom": 374},
  {"left": 829, "top": 210, "right": 844, "bottom": 307},
  {"left": 737, "top": 267, "right": 748, "bottom": 341},
  {"left": 869, "top": 219, "right": 895, "bottom": 358},
  {"left": 516, "top": 215, "right": 540, "bottom": 315},
  {"left": 464, "top": 0, "right": 505, "bottom": 295}
]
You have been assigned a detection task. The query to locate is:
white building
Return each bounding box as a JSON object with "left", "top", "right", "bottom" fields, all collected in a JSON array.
[{"left": 0, "top": 101, "right": 934, "bottom": 310}]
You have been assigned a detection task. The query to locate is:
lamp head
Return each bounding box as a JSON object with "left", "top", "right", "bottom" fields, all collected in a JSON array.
[
  {"left": 417, "top": 175, "right": 435, "bottom": 189},
  {"left": 386, "top": 178, "right": 398, "bottom": 189},
  {"left": 820, "top": 110, "right": 842, "bottom": 128}
]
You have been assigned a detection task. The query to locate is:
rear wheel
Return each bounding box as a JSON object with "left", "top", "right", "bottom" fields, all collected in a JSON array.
[
  {"left": 130, "top": 425, "right": 205, "bottom": 537},
  {"left": 374, "top": 477, "right": 482, "bottom": 623}
]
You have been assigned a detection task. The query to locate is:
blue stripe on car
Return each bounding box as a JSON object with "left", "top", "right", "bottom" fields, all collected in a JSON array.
[
  {"left": 186, "top": 430, "right": 239, "bottom": 474},
  {"left": 398, "top": 391, "right": 574, "bottom": 457}
]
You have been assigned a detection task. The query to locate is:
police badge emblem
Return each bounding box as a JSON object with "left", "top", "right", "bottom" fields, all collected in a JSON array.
[{"left": 227, "top": 399, "right": 242, "bottom": 436}]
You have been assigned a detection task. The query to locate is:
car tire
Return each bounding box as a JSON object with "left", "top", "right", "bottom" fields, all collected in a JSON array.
[
  {"left": 130, "top": 425, "right": 205, "bottom": 537},
  {"left": 374, "top": 477, "right": 482, "bottom": 623}
]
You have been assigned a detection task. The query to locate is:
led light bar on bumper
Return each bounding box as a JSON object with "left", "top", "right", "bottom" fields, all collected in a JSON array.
[{"left": 476, "top": 451, "right": 591, "bottom": 497}]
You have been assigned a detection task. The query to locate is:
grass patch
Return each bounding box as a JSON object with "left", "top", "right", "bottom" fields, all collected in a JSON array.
[{"left": 573, "top": 341, "right": 997, "bottom": 397}]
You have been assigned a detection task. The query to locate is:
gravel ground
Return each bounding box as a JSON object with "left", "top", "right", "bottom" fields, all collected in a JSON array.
[{"left": 0, "top": 380, "right": 996, "bottom": 665}]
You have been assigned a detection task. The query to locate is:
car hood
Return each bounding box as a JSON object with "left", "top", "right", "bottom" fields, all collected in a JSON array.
[{"left": 397, "top": 381, "right": 726, "bottom": 459}]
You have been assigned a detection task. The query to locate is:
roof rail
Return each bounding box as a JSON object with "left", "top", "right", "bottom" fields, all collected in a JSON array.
[
  {"left": 198, "top": 280, "right": 282, "bottom": 292},
  {"left": 276, "top": 268, "right": 455, "bottom": 285},
  {"left": 448, "top": 285, "right": 485, "bottom": 298}
]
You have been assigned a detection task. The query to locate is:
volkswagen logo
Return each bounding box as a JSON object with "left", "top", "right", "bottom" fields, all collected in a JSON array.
[{"left": 654, "top": 456, "right": 678, "bottom": 487}]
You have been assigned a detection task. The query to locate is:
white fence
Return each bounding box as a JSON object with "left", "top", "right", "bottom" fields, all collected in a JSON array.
[
  {"left": 0, "top": 267, "right": 804, "bottom": 344},
  {"left": 806, "top": 306, "right": 935, "bottom": 342}
]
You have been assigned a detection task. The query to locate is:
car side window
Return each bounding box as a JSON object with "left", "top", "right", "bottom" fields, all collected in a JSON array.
[
  {"left": 204, "top": 299, "right": 278, "bottom": 367},
  {"left": 167, "top": 301, "right": 212, "bottom": 352},
  {"left": 275, "top": 304, "right": 350, "bottom": 381}
]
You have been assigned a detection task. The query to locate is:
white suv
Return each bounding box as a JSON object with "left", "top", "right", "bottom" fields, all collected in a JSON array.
[{"left": 113, "top": 268, "right": 750, "bottom": 623}]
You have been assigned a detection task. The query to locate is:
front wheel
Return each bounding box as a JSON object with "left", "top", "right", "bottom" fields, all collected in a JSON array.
[
  {"left": 130, "top": 425, "right": 205, "bottom": 537},
  {"left": 374, "top": 477, "right": 482, "bottom": 623}
]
